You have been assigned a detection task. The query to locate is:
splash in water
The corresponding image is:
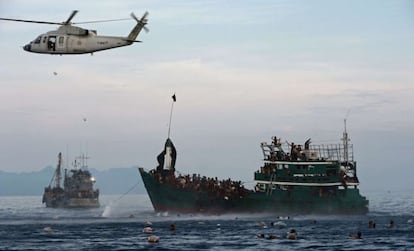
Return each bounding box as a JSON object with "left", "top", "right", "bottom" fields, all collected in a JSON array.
[{"left": 102, "top": 203, "right": 113, "bottom": 218}]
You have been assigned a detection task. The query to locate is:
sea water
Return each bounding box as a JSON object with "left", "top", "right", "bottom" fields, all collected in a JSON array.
[{"left": 0, "top": 191, "right": 413, "bottom": 250}]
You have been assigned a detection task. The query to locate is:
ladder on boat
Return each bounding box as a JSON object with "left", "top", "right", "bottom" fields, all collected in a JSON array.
[{"left": 266, "top": 173, "right": 276, "bottom": 196}]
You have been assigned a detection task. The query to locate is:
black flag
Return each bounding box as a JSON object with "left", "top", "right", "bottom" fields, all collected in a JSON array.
[
  {"left": 172, "top": 94, "right": 176, "bottom": 102},
  {"left": 156, "top": 138, "right": 177, "bottom": 173}
]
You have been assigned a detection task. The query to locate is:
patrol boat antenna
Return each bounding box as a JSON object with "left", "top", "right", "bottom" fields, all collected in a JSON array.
[
  {"left": 342, "top": 118, "right": 350, "bottom": 164},
  {"left": 56, "top": 152, "right": 62, "bottom": 188}
]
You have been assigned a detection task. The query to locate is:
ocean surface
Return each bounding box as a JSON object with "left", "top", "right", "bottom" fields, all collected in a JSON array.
[{"left": 0, "top": 190, "right": 413, "bottom": 250}]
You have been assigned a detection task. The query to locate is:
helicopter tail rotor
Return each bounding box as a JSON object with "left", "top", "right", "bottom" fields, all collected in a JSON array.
[
  {"left": 131, "top": 11, "right": 149, "bottom": 33},
  {"left": 127, "top": 11, "right": 149, "bottom": 42}
]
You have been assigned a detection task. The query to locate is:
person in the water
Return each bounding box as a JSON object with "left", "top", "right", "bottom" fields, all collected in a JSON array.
[
  {"left": 350, "top": 231, "right": 362, "bottom": 239},
  {"left": 287, "top": 229, "right": 297, "bottom": 240}
]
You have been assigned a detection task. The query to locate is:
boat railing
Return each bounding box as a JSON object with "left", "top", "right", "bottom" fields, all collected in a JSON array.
[
  {"left": 261, "top": 142, "right": 354, "bottom": 162},
  {"left": 309, "top": 144, "right": 354, "bottom": 162}
]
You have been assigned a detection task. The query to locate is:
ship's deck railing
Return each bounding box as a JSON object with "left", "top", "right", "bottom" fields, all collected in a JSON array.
[
  {"left": 309, "top": 144, "right": 354, "bottom": 162},
  {"left": 261, "top": 142, "right": 354, "bottom": 162}
]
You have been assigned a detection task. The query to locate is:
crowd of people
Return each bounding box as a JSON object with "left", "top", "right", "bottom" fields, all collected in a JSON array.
[{"left": 150, "top": 170, "right": 250, "bottom": 201}]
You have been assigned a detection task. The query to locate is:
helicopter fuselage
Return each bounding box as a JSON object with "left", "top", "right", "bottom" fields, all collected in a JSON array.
[
  {"left": 24, "top": 26, "right": 134, "bottom": 54},
  {"left": 1, "top": 11, "right": 148, "bottom": 55}
]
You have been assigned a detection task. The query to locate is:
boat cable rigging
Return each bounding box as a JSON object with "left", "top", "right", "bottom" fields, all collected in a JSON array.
[{"left": 112, "top": 181, "right": 141, "bottom": 204}]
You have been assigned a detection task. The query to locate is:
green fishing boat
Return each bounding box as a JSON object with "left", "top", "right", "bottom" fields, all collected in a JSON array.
[{"left": 139, "top": 120, "right": 368, "bottom": 215}]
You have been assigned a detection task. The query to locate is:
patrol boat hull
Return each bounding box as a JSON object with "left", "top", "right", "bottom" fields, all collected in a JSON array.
[{"left": 42, "top": 189, "right": 100, "bottom": 208}]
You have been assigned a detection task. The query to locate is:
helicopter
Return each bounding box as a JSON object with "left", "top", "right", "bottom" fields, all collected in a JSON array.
[{"left": 0, "top": 10, "right": 148, "bottom": 55}]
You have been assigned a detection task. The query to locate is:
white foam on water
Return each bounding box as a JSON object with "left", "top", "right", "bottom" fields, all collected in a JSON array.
[{"left": 102, "top": 203, "right": 113, "bottom": 218}]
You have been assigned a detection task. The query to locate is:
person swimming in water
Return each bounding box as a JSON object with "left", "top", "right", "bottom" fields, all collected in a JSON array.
[
  {"left": 350, "top": 231, "right": 362, "bottom": 239},
  {"left": 287, "top": 229, "right": 297, "bottom": 240},
  {"left": 256, "top": 233, "right": 265, "bottom": 239},
  {"left": 266, "top": 234, "right": 278, "bottom": 240}
]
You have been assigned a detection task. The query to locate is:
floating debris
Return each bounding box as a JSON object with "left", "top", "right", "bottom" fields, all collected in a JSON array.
[
  {"left": 147, "top": 235, "right": 159, "bottom": 243},
  {"left": 273, "top": 221, "right": 287, "bottom": 229},
  {"left": 43, "top": 226, "right": 53, "bottom": 232},
  {"left": 143, "top": 227, "right": 153, "bottom": 233}
]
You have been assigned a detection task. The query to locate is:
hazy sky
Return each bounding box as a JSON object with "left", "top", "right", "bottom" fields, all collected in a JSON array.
[{"left": 0, "top": 0, "right": 413, "bottom": 191}]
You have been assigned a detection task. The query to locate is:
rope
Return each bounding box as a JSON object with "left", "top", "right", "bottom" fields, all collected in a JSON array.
[{"left": 112, "top": 181, "right": 140, "bottom": 203}]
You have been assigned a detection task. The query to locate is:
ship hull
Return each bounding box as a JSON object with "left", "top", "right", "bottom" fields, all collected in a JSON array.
[
  {"left": 43, "top": 196, "right": 100, "bottom": 208},
  {"left": 139, "top": 168, "right": 368, "bottom": 215},
  {"left": 42, "top": 189, "right": 99, "bottom": 208}
]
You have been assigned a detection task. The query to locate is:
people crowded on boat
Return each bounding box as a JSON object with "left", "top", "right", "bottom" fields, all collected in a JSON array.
[
  {"left": 150, "top": 169, "right": 249, "bottom": 201},
  {"left": 264, "top": 138, "right": 311, "bottom": 162}
]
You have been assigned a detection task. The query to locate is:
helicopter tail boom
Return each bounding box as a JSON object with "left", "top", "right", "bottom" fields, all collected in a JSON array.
[{"left": 126, "top": 11, "right": 148, "bottom": 42}]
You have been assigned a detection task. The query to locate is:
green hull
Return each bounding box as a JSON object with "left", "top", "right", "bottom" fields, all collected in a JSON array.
[{"left": 139, "top": 168, "right": 368, "bottom": 215}]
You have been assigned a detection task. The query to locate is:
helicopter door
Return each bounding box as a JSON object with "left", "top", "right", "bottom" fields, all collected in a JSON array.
[
  {"left": 47, "top": 36, "right": 57, "bottom": 51},
  {"left": 56, "top": 36, "right": 66, "bottom": 52}
]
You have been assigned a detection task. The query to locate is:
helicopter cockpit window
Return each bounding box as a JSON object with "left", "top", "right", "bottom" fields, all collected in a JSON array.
[
  {"left": 43, "top": 36, "right": 47, "bottom": 43},
  {"left": 34, "top": 36, "right": 41, "bottom": 44}
]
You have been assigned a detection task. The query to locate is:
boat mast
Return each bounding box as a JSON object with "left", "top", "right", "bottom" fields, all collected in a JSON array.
[
  {"left": 342, "top": 119, "right": 349, "bottom": 164},
  {"left": 77, "top": 153, "right": 89, "bottom": 170},
  {"left": 167, "top": 93, "right": 176, "bottom": 139},
  {"left": 56, "top": 152, "right": 62, "bottom": 188}
]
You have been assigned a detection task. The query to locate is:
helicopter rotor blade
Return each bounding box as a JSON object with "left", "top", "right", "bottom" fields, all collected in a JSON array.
[
  {"left": 73, "top": 18, "right": 132, "bottom": 24},
  {"left": 0, "top": 17, "right": 61, "bottom": 25},
  {"left": 141, "top": 12, "right": 149, "bottom": 32},
  {"left": 130, "top": 12, "right": 139, "bottom": 22},
  {"left": 140, "top": 11, "right": 149, "bottom": 23},
  {"left": 130, "top": 11, "right": 149, "bottom": 32},
  {"left": 1, "top": 11, "right": 138, "bottom": 26},
  {"left": 63, "top": 10, "right": 78, "bottom": 25}
]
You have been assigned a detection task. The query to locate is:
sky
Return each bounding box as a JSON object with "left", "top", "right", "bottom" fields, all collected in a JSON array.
[{"left": 0, "top": 0, "right": 413, "bottom": 191}]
